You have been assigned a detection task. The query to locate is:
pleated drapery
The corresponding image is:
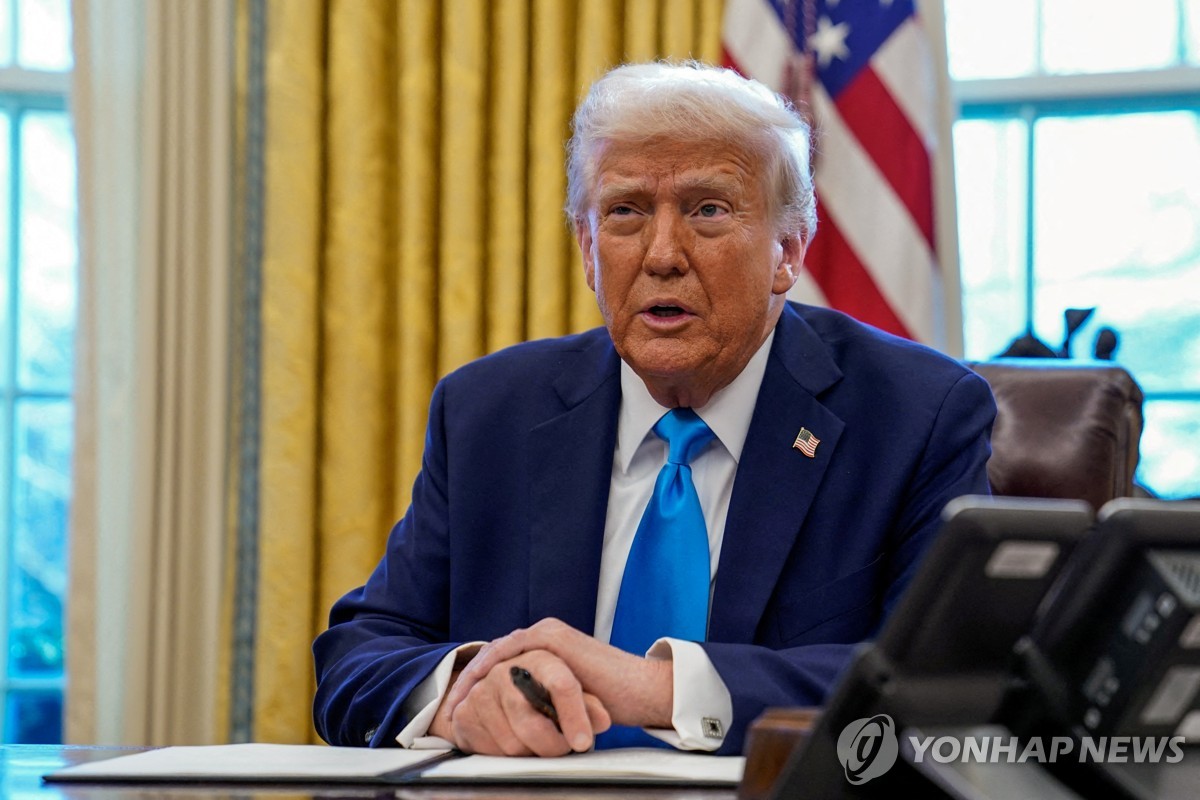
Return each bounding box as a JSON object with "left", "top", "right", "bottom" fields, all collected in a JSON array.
[
  {"left": 229, "top": 0, "right": 722, "bottom": 743},
  {"left": 68, "top": 0, "right": 235, "bottom": 745}
]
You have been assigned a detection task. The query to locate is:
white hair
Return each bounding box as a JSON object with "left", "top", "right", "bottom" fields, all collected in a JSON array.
[{"left": 566, "top": 61, "right": 817, "bottom": 243}]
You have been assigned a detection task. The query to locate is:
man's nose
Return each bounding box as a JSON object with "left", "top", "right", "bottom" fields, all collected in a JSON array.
[{"left": 641, "top": 211, "right": 689, "bottom": 276}]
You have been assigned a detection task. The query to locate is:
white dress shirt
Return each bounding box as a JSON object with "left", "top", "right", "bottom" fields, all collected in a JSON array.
[{"left": 395, "top": 331, "right": 776, "bottom": 749}]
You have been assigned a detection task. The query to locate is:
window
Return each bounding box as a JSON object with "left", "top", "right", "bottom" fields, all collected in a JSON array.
[
  {"left": 0, "top": 0, "right": 74, "bottom": 743},
  {"left": 946, "top": 0, "right": 1200, "bottom": 499}
]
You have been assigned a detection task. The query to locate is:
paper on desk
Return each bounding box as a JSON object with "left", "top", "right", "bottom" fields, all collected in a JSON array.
[
  {"left": 45, "top": 743, "right": 453, "bottom": 782},
  {"left": 420, "top": 747, "right": 744, "bottom": 785},
  {"left": 46, "top": 743, "right": 744, "bottom": 787}
]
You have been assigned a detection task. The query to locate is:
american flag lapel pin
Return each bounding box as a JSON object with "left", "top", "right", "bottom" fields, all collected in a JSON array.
[{"left": 793, "top": 427, "right": 820, "bottom": 458}]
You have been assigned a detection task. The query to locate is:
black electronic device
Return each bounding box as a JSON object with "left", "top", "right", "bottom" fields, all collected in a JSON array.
[
  {"left": 767, "top": 495, "right": 1095, "bottom": 799},
  {"left": 1012, "top": 499, "right": 1200, "bottom": 743},
  {"left": 997, "top": 499, "right": 1200, "bottom": 800}
]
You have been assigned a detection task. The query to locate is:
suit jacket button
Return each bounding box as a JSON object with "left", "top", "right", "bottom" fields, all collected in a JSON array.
[{"left": 364, "top": 727, "right": 377, "bottom": 744}]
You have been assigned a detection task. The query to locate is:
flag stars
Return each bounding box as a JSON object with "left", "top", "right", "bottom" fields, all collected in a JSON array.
[{"left": 809, "top": 15, "right": 851, "bottom": 67}]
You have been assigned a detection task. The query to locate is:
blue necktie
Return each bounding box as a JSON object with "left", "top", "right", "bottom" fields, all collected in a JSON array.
[{"left": 597, "top": 408, "right": 715, "bottom": 749}]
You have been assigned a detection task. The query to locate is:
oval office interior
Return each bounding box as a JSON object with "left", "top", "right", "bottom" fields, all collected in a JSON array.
[{"left": 4, "top": 4, "right": 1198, "bottom": 800}]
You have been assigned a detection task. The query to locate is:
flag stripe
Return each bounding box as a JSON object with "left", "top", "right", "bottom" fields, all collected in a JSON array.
[
  {"left": 805, "top": 215, "right": 913, "bottom": 341},
  {"left": 722, "top": 0, "right": 950, "bottom": 348},
  {"left": 834, "top": 67, "right": 935, "bottom": 249},
  {"left": 811, "top": 84, "right": 937, "bottom": 344},
  {"left": 872, "top": 18, "right": 938, "bottom": 149},
  {"left": 720, "top": 1, "right": 793, "bottom": 83}
]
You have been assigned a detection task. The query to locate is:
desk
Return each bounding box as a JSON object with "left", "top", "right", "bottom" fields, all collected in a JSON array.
[{"left": 2, "top": 746, "right": 740, "bottom": 800}]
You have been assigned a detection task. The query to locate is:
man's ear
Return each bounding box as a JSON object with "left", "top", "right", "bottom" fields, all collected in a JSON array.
[
  {"left": 772, "top": 234, "right": 806, "bottom": 295},
  {"left": 576, "top": 218, "right": 597, "bottom": 292}
]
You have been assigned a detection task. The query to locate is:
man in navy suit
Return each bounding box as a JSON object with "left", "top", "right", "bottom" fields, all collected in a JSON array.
[{"left": 313, "top": 62, "right": 995, "bottom": 757}]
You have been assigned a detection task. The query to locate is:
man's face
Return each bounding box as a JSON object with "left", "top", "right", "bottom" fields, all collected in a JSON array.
[{"left": 577, "top": 136, "right": 803, "bottom": 405}]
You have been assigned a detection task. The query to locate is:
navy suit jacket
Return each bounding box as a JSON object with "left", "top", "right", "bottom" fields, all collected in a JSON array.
[{"left": 313, "top": 302, "right": 996, "bottom": 754}]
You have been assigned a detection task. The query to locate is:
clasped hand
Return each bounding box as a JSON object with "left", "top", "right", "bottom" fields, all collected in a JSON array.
[{"left": 428, "top": 618, "right": 673, "bottom": 757}]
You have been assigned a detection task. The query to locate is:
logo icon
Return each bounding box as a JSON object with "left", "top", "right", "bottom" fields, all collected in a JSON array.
[{"left": 836, "top": 714, "right": 899, "bottom": 784}]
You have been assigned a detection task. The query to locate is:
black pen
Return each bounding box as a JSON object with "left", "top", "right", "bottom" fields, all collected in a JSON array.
[{"left": 510, "top": 665, "right": 560, "bottom": 729}]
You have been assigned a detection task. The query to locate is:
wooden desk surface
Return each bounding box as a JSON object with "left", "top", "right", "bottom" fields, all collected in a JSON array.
[{"left": 3, "top": 745, "right": 740, "bottom": 800}]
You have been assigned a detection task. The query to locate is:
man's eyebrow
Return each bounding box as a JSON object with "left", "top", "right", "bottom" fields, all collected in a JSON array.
[
  {"left": 595, "top": 174, "right": 743, "bottom": 204},
  {"left": 595, "top": 180, "right": 651, "bottom": 205},
  {"left": 675, "top": 174, "right": 743, "bottom": 195}
]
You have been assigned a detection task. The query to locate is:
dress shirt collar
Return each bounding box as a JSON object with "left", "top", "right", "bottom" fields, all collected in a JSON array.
[{"left": 615, "top": 330, "right": 776, "bottom": 473}]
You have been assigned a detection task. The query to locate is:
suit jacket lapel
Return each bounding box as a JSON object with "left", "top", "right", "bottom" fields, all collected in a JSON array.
[
  {"left": 709, "top": 305, "right": 846, "bottom": 642},
  {"left": 528, "top": 334, "right": 621, "bottom": 635}
]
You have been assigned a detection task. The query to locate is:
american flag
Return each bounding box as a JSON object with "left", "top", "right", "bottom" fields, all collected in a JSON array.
[
  {"left": 722, "top": 0, "right": 956, "bottom": 350},
  {"left": 793, "top": 427, "right": 820, "bottom": 457}
]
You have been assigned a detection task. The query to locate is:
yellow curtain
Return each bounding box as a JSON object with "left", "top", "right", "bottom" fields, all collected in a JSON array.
[{"left": 227, "top": 0, "right": 723, "bottom": 743}]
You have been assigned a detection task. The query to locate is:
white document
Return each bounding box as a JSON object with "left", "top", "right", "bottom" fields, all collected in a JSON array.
[
  {"left": 421, "top": 747, "right": 745, "bottom": 784},
  {"left": 45, "top": 743, "right": 453, "bottom": 782},
  {"left": 46, "top": 743, "right": 744, "bottom": 786}
]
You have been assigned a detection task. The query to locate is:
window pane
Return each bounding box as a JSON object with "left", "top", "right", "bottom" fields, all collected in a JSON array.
[
  {"left": 954, "top": 119, "right": 1030, "bottom": 360},
  {"left": 1042, "top": 0, "right": 1179, "bottom": 74},
  {"left": 944, "top": 0, "right": 1037, "bottom": 79},
  {"left": 3, "top": 690, "right": 60, "bottom": 743},
  {"left": 8, "top": 399, "right": 70, "bottom": 681},
  {"left": 0, "top": 112, "right": 9, "bottom": 386},
  {"left": 1189, "top": 0, "right": 1200, "bottom": 65},
  {"left": 0, "top": 0, "right": 12, "bottom": 68},
  {"left": 1031, "top": 112, "right": 1200, "bottom": 390},
  {"left": 16, "top": 0, "right": 70, "bottom": 71},
  {"left": 18, "top": 110, "right": 75, "bottom": 392},
  {"left": 1138, "top": 400, "right": 1200, "bottom": 499}
]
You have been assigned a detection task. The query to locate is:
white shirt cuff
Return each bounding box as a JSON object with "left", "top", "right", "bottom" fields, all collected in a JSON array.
[
  {"left": 394, "top": 642, "right": 484, "bottom": 748},
  {"left": 642, "top": 638, "right": 733, "bottom": 751}
]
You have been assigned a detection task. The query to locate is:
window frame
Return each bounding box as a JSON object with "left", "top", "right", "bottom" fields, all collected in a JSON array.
[
  {"left": 951, "top": 40, "right": 1200, "bottom": 498},
  {"left": 954, "top": 67, "right": 1200, "bottom": 355}
]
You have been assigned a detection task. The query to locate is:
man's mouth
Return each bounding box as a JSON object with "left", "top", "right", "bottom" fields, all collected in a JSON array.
[{"left": 649, "top": 305, "right": 686, "bottom": 317}]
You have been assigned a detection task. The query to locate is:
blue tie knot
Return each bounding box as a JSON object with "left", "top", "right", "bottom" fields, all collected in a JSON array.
[{"left": 655, "top": 408, "right": 715, "bottom": 465}]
